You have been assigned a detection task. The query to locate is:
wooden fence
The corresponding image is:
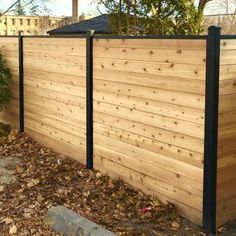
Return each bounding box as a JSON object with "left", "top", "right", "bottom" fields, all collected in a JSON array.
[
  {"left": 0, "top": 27, "right": 235, "bottom": 233},
  {"left": 93, "top": 38, "right": 206, "bottom": 225},
  {"left": 23, "top": 38, "right": 87, "bottom": 164},
  {"left": 0, "top": 37, "right": 19, "bottom": 128},
  {"left": 217, "top": 39, "right": 236, "bottom": 226}
]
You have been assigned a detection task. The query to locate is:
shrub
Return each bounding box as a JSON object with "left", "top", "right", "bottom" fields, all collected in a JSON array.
[{"left": 0, "top": 52, "right": 11, "bottom": 111}]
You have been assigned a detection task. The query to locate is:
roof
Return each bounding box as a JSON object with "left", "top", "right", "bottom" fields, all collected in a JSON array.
[{"left": 47, "top": 14, "right": 110, "bottom": 35}]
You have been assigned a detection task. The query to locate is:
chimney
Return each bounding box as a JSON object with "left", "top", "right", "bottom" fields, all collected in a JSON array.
[
  {"left": 79, "top": 12, "right": 85, "bottom": 21},
  {"left": 72, "top": 0, "right": 79, "bottom": 19}
]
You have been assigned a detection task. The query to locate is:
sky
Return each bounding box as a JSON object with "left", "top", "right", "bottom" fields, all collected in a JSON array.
[
  {"left": 45, "top": 0, "right": 102, "bottom": 16},
  {"left": 0, "top": 0, "right": 101, "bottom": 16},
  {"left": 0, "top": 0, "right": 235, "bottom": 17}
]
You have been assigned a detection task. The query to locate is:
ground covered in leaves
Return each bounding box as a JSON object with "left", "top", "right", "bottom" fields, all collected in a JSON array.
[{"left": 0, "top": 130, "right": 233, "bottom": 235}]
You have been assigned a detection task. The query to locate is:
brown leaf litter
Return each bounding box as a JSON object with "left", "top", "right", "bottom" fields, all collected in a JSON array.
[{"left": 0, "top": 129, "right": 209, "bottom": 235}]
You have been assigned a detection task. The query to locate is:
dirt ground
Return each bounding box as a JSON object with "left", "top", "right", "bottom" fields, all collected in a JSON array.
[{"left": 0, "top": 129, "right": 235, "bottom": 236}]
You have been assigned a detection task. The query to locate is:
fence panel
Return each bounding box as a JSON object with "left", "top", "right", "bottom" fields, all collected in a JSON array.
[
  {"left": 4, "top": 35, "right": 236, "bottom": 229},
  {"left": 23, "top": 37, "right": 87, "bottom": 164},
  {"left": 0, "top": 37, "right": 19, "bottom": 128},
  {"left": 217, "top": 39, "right": 236, "bottom": 226},
  {"left": 93, "top": 38, "right": 207, "bottom": 224}
]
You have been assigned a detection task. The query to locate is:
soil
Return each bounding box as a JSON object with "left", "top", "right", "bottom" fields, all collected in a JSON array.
[{"left": 0, "top": 129, "right": 235, "bottom": 236}]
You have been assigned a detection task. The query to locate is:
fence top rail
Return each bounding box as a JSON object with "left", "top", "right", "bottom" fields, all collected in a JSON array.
[
  {"left": 94, "top": 35, "right": 208, "bottom": 40},
  {"left": 0, "top": 35, "right": 86, "bottom": 39},
  {"left": 0, "top": 34, "right": 235, "bottom": 40},
  {"left": 220, "top": 35, "right": 236, "bottom": 40},
  {"left": 0, "top": 35, "right": 208, "bottom": 40},
  {"left": 23, "top": 35, "right": 86, "bottom": 38}
]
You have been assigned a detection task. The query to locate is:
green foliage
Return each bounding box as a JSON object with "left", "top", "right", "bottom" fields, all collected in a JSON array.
[
  {"left": 14, "top": 1, "right": 26, "bottom": 15},
  {"left": 140, "top": 0, "right": 204, "bottom": 35},
  {"left": 99, "top": 0, "right": 204, "bottom": 35},
  {"left": 0, "top": 53, "right": 11, "bottom": 111}
]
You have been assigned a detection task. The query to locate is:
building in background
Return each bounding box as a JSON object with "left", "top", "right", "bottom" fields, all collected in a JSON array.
[
  {"left": 0, "top": 15, "right": 65, "bottom": 35},
  {"left": 0, "top": 14, "right": 90, "bottom": 36},
  {"left": 0, "top": 0, "right": 90, "bottom": 35}
]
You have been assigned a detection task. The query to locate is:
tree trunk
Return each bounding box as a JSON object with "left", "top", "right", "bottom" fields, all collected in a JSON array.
[
  {"left": 126, "top": 0, "right": 130, "bottom": 35},
  {"left": 118, "top": 0, "right": 122, "bottom": 35},
  {"left": 134, "top": 0, "right": 137, "bottom": 35},
  {"left": 198, "top": 0, "right": 213, "bottom": 11}
]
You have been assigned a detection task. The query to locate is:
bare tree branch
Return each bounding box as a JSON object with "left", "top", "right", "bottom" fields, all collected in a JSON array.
[
  {"left": 118, "top": 0, "right": 122, "bottom": 34},
  {"left": 0, "top": 0, "right": 21, "bottom": 16},
  {"left": 0, "top": 0, "right": 37, "bottom": 16},
  {"left": 96, "top": 6, "right": 104, "bottom": 15},
  {"left": 126, "top": 0, "right": 130, "bottom": 35},
  {"left": 134, "top": 0, "right": 137, "bottom": 35},
  {"left": 20, "top": 0, "right": 36, "bottom": 9},
  {"left": 198, "top": 0, "right": 214, "bottom": 11}
]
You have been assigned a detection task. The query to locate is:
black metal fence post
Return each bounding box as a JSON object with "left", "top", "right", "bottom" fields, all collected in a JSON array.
[
  {"left": 203, "top": 26, "right": 221, "bottom": 234},
  {"left": 86, "top": 30, "right": 94, "bottom": 169},
  {"left": 18, "top": 32, "right": 24, "bottom": 133}
]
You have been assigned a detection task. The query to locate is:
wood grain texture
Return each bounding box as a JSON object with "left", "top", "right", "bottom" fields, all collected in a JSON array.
[
  {"left": 2, "top": 36, "right": 236, "bottom": 228},
  {"left": 94, "top": 38, "right": 206, "bottom": 50},
  {"left": 0, "top": 37, "right": 19, "bottom": 128},
  {"left": 23, "top": 37, "right": 87, "bottom": 163},
  {"left": 93, "top": 38, "right": 206, "bottom": 225},
  {"left": 217, "top": 39, "right": 236, "bottom": 226}
]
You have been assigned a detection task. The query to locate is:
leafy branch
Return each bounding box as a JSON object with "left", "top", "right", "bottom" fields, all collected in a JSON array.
[{"left": 0, "top": 52, "right": 11, "bottom": 111}]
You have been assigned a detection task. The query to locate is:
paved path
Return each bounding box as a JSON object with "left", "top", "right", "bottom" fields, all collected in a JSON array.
[{"left": 0, "top": 156, "right": 20, "bottom": 185}]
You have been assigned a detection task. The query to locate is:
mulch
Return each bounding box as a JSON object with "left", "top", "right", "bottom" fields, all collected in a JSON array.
[{"left": 0, "top": 129, "right": 213, "bottom": 235}]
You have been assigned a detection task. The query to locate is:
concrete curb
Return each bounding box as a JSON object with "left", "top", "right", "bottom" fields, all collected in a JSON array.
[{"left": 44, "top": 206, "right": 116, "bottom": 236}]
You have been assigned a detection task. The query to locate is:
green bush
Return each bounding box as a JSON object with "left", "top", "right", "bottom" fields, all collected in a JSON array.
[{"left": 0, "top": 52, "right": 11, "bottom": 111}]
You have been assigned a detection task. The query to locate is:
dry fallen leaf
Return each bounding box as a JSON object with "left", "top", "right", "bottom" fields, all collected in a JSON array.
[
  {"left": 0, "top": 185, "right": 4, "bottom": 192},
  {"left": 199, "top": 232, "right": 206, "bottom": 236},
  {"left": 218, "top": 227, "right": 225, "bottom": 233},
  {"left": 9, "top": 225, "right": 17, "bottom": 235},
  {"left": 23, "top": 212, "right": 31, "bottom": 218},
  {"left": 108, "top": 181, "right": 115, "bottom": 189},
  {"left": 0, "top": 129, "right": 205, "bottom": 235},
  {"left": 171, "top": 221, "right": 181, "bottom": 229},
  {"left": 37, "top": 193, "right": 44, "bottom": 204},
  {"left": 96, "top": 172, "right": 102, "bottom": 178},
  {"left": 65, "top": 176, "right": 71, "bottom": 181},
  {"left": 1, "top": 218, "right": 13, "bottom": 224},
  {"left": 27, "top": 178, "right": 40, "bottom": 188},
  {"left": 15, "top": 165, "right": 24, "bottom": 174}
]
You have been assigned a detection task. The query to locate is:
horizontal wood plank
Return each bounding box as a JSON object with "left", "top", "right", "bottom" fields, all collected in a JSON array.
[
  {"left": 94, "top": 38, "right": 206, "bottom": 50},
  {"left": 94, "top": 46, "right": 206, "bottom": 65},
  {"left": 94, "top": 123, "right": 203, "bottom": 168},
  {"left": 94, "top": 89, "right": 204, "bottom": 124},
  {"left": 94, "top": 100, "right": 204, "bottom": 139},
  {"left": 94, "top": 69, "right": 205, "bottom": 95},
  {"left": 94, "top": 79, "right": 205, "bottom": 109},
  {"left": 94, "top": 58, "right": 205, "bottom": 80}
]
